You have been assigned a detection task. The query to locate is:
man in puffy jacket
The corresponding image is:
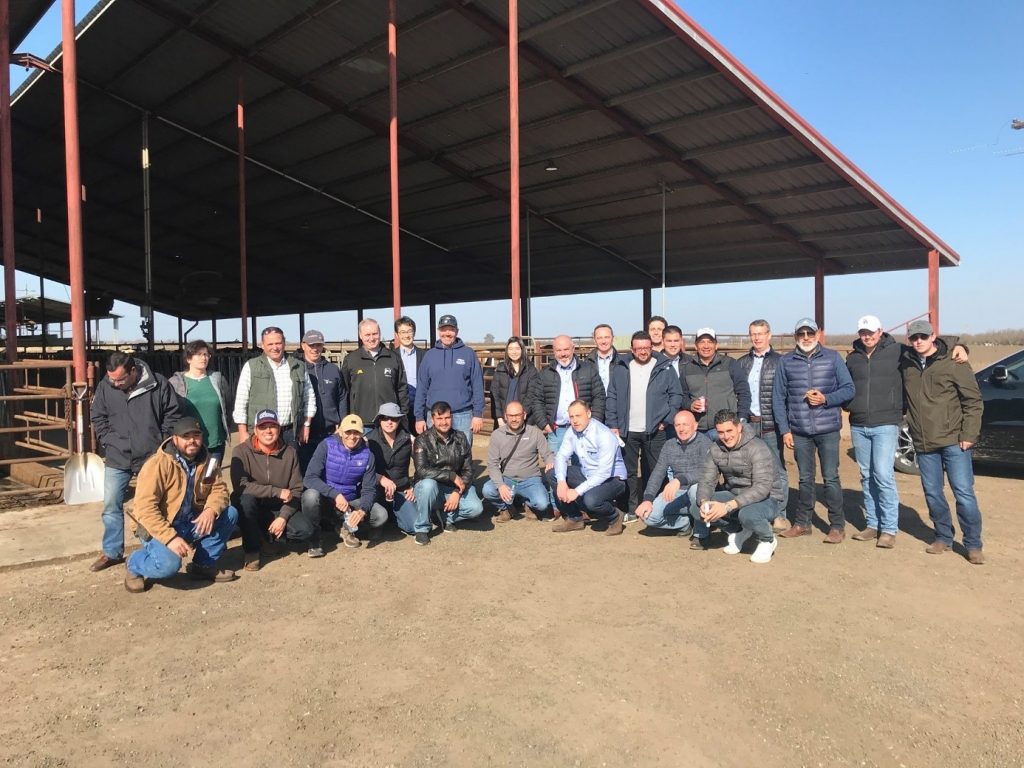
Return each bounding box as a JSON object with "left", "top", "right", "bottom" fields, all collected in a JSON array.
[
  {"left": 414, "top": 315, "right": 484, "bottom": 446},
  {"left": 680, "top": 328, "right": 751, "bottom": 434},
  {"left": 302, "top": 414, "right": 388, "bottom": 550},
  {"left": 635, "top": 410, "right": 711, "bottom": 537},
  {"left": 90, "top": 351, "right": 180, "bottom": 573},
  {"left": 537, "top": 335, "right": 606, "bottom": 454},
  {"left": 412, "top": 401, "right": 484, "bottom": 533},
  {"left": 774, "top": 318, "right": 855, "bottom": 543}
]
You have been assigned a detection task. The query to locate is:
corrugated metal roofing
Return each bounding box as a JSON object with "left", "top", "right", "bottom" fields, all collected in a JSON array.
[{"left": 8, "top": 0, "right": 959, "bottom": 320}]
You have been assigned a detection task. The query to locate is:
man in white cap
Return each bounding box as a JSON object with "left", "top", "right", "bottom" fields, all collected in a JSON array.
[{"left": 679, "top": 327, "right": 751, "bottom": 435}]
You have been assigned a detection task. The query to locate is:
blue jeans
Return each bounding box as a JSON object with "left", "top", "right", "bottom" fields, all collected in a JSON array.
[
  {"left": 758, "top": 425, "right": 789, "bottom": 517},
  {"left": 482, "top": 475, "right": 551, "bottom": 513},
  {"left": 918, "top": 444, "right": 983, "bottom": 550},
  {"left": 426, "top": 407, "right": 474, "bottom": 448},
  {"left": 393, "top": 490, "right": 428, "bottom": 534},
  {"left": 546, "top": 426, "right": 569, "bottom": 454},
  {"left": 101, "top": 466, "right": 133, "bottom": 559},
  {"left": 127, "top": 506, "right": 238, "bottom": 578},
  {"left": 690, "top": 491, "right": 776, "bottom": 543},
  {"left": 544, "top": 465, "right": 625, "bottom": 522},
  {"left": 850, "top": 424, "right": 899, "bottom": 535},
  {"left": 792, "top": 431, "right": 844, "bottom": 530},
  {"left": 413, "top": 478, "right": 484, "bottom": 526},
  {"left": 645, "top": 483, "right": 697, "bottom": 532}
]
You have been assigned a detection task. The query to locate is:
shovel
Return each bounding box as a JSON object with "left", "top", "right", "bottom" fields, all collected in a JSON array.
[{"left": 64, "top": 383, "right": 105, "bottom": 505}]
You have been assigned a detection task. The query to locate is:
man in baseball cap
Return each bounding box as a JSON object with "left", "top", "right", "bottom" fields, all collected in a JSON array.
[
  {"left": 297, "top": 329, "right": 347, "bottom": 473},
  {"left": 414, "top": 313, "right": 485, "bottom": 446},
  {"left": 679, "top": 326, "right": 751, "bottom": 435}
]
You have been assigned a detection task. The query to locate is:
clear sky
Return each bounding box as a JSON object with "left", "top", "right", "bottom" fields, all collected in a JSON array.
[{"left": 3, "top": 0, "right": 1022, "bottom": 345}]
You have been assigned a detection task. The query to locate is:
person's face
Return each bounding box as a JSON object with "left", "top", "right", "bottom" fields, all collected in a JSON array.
[
  {"left": 553, "top": 337, "right": 575, "bottom": 365},
  {"left": 432, "top": 409, "right": 452, "bottom": 435},
  {"left": 715, "top": 420, "right": 742, "bottom": 449},
  {"left": 568, "top": 402, "right": 591, "bottom": 431},
  {"left": 341, "top": 429, "right": 363, "bottom": 450},
  {"left": 662, "top": 331, "right": 682, "bottom": 357},
  {"left": 107, "top": 365, "right": 138, "bottom": 391},
  {"left": 674, "top": 411, "right": 698, "bottom": 442},
  {"left": 631, "top": 337, "right": 653, "bottom": 364},
  {"left": 594, "top": 327, "right": 614, "bottom": 354},
  {"left": 395, "top": 324, "right": 415, "bottom": 348},
  {"left": 301, "top": 342, "right": 323, "bottom": 363},
  {"left": 438, "top": 325, "right": 457, "bottom": 346},
  {"left": 188, "top": 348, "right": 211, "bottom": 372},
  {"left": 262, "top": 332, "right": 285, "bottom": 362},
  {"left": 909, "top": 331, "right": 937, "bottom": 356},
  {"left": 748, "top": 325, "right": 772, "bottom": 354},
  {"left": 173, "top": 430, "right": 203, "bottom": 459},
  {"left": 696, "top": 336, "right": 717, "bottom": 361},
  {"left": 255, "top": 422, "right": 281, "bottom": 447},
  {"left": 507, "top": 342, "right": 523, "bottom": 363},
  {"left": 504, "top": 404, "right": 525, "bottom": 431},
  {"left": 795, "top": 328, "right": 819, "bottom": 353},
  {"left": 360, "top": 322, "right": 381, "bottom": 350},
  {"left": 379, "top": 414, "right": 400, "bottom": 435},
  {"left": 859, "top": 328, "right": 882, "bottom": 350},
  {"left": 648, "top": 320, "right": 665, "bottom": 345}
]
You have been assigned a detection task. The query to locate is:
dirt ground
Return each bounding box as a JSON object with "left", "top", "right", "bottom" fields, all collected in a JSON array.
[{"left": 2, "top": 438, "right": 1022, "bottom": 768}]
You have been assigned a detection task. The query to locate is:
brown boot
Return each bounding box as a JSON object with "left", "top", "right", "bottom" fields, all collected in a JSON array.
[
  {"left": 124, "top": 568, "right": 146, "bottom": 594},
  {"left": 605, "top": 509, "right": 625, "bottom": 536},
  {"left": 925, "top": 540, "right": 950, "bottom": 555},
  {"left": 243, "top": 552, "right": 262, "bottom": 572},
  {"left": 552, "top": 517, "right": 585, "bottom": 533},
  {"left": 778, "top": 524, "right": 811, "bottom": 538},
  {"left": 90, "top": 554, "right": 125, "bottom": 572},
  {"left": 823, "top": 528, "right": 845, "bottom": 544},
  {"left": 876, "top": 533, "right": 896, "bottom": 549},
  {"left": 494, "top": 507, "right": 512, "bottom": 523},
  {"left": 967, "top": 548, "right": 985, "bottom": 565},
  {"left": 852, "top": 527, "right": 878, "bottom": 541},
  {"left": 522, "top": 505, "right": 539, "bottom": 521},
  {"left": 186, "top": 563, "right": 237, "bottom": 582}
]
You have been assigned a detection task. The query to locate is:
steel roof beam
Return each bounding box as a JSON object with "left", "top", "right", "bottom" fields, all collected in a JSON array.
[
  {"left": 770, "top": 202, "right": 878, "bottom": 224},
  {"left": 742, "top": 181, "right": 850, "bottom": 204},
  {"left": 562, "top": 31, "right": 676, "bottom": 77}
]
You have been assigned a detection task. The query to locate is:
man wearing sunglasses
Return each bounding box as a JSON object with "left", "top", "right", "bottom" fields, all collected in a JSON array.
[
  {"left": 773, "top": 318, "right": 855, "bottom": 543},
  {"left": 365, "top": 403, "right": 420, "bottom": 543}
]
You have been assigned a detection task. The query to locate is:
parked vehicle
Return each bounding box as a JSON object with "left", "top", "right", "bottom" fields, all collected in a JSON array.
[{"left": 895, "top": 348, "right": 1024, "bottom": 473}]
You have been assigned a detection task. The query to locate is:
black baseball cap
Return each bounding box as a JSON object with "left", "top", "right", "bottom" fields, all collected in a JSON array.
[{"left": 173, "top": 417, "right": 203, "bottom": 437}]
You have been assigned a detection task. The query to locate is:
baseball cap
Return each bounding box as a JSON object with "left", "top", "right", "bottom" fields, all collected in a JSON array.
[
  {"left": 301, "top": 329, "right": 325, "bottom": 345},
  {"left": 695, "top": 327, "right": 716, "bottom": 341},
  {"left": 907, "top": 319, "right": 934, "bottom": 337},
  {"left": 794, "top": 317, "right": 818, "bottom": 333},
  {"left": 339, "top": 414, "right": 364, "bottom": 433},
  {"left": 254, "top": 409, "right": 280, "bottom": 427},
  {"left": 437, "top": 314, "right": 458, "bottom": 328},
  {"left": 857, "top": 315, "right": 882, "bottom": 332},
  {"left": 377, "top": 402, "right": 404, "bottom": 419},
  {"left": 173, "top": 417, "right": 203, "bottom": 436}
]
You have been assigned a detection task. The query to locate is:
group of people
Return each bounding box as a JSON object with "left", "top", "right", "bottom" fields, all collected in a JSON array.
[{"left": 86, "top": 309, "right": 987, "bottom": 592}]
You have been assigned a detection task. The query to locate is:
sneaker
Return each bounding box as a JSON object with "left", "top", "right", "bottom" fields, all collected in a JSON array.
[
  {"left": 689, "top": 536, "right": 709, "bottom": 551},
  {"left": 750, "top": 538, "right": 778, "bottom": 564},
  {"left": 339, "top": 528, "right": 362, "bottom": 548},
  {"left": 925, "top": 540, "right": 950, "bottom": 555},
  {"left": 623, "top": 512, "right": 638, "bottom": 524},
  {"left": 723, "top": 529, "right": 752, "bottom": 555},
  {"left": 552, "top": 517, "right": 585, "bottom": 533},
  {"left": 442, "top": 520, "right": 457, "bottom": 533},
  {"left": 415, "top": 532, "right": 430, "bottom": 546},
  {"left": 876, "top": 533, "right": 896, "bottom": 549},
  {"left": 186, "top": 563, "right": 237, "bottom": 582},
  {"left": 852, "top": 527, "right": 878, "bottom": 542},
  {"left": 967, "top": 548, "right": 985, "bottom": 565},
  {"left": 307, "top": 546, "right": 325, "bottom": 558},
  {"left": 124, "top": 568, "right": 146, "bottom": 593}
]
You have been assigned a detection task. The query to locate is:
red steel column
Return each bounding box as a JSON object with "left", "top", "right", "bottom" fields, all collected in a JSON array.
[
  {"left": 928, "top": 248, "right": 939, "bottom": 334},
  {"left": 641, "top": 286, "right": 652, "bottom": 329},
  {"left": 238, "top": 65, "right": 249, "bottom": 350},
  {"left": 508, "top": 0, "right": 521, "bottom": 336},
  {"left": 62, "top": 0, "right": 87, "bottom": 382},
  {"left": 1, "top": 0, "right": 18, "bottom": 362},
  {"left": 814, "top": 258, "right": 825, "bottom": 339},
  {"left": 388, "top": 0, "right": 401, "bottom": 321}
]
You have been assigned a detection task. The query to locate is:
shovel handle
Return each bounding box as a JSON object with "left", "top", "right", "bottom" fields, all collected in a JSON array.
[{"left": 72, "top": 382, "right": 88, "bottom": 456}]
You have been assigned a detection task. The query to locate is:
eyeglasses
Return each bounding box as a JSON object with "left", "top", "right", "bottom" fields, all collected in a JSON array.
[
  {"left": 795, "top": 330, "right": 817, "bottom": 338},
  {"left": 108, "top": 373, "right": 131, "bottom": 385},
  {"left": 505, "top": 412, "right": 524, "bottom": 419},
  {"left": 192, "top": 352, "right": 211, "bottom": 358},
  {"left": 908, "top": 334, "right": 929, "bottom": 342},
  {"left": 379, "top": 416, "right": 400, "bottom": 422}
]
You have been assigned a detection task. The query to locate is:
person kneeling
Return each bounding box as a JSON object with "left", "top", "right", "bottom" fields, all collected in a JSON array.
[
  {"left": 413, "top": 401, "right": 484, "bottom": 533},
  {"left": 635, "top": 410, "right": 711, "bottom": 535},
  {"left": 692, "top": 410, "right": 784, "bottom": 563},
  {"left": 302, "top": 414, "right": 388, "bottom": 549},
  {"left": 483, "top": 401, "right": 553, "bottom": 522},
  {"left": 124, "top": 417, "right": 237, "bottom": 593},
  {"left": 366, "top": 403, "right": 422, "bottom": 544},
  {"left": 232, "top": 409, "right": 316, "bottom": 569}
]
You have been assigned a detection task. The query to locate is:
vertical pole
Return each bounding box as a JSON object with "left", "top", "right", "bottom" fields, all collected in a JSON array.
[
  {"left": 642, "top": 286, "right": 652, "bottom": 330},
  {"left": 177, "top": 316, "right": 183, "bottom": 352},
  {"left": 37, "top": 208, "right": 47, "bottom": 354},
  {"left": 429, "top": 304, "right": 437, "bottom": 346},
  {"left": 238, "top": 63, "right": 249, "bottom": 351},
  {"left": 62, "top": 0, "right": 87, "bottom": 384},
  {"left": 814, "top": 258, "right": 825, "bottom": 339},
  {"left": 523, "top": 209, "right": 531, "bottom": 337},
  {"left": 388, "top": 0, "right": 402, "bottom": 321},
  {"left": 356, "top": 308, "right": 364, "bottom": 327},
  {"left": 1, "top": 0, "right": 18, "bottom": 362},
  {"left": 298, "top": 312, "right": 306, "bottom": 340},
  {"left": 660, "top": 180, "right": 666, "bottom": 318},
  {"left": 508, "top": 0, "right": 521, "bottom": 336},
  {"left": 141, "top": 112, "right": 154, "bottom": 352},
  {"left": 250, "top": 315, "right": 257, "bottom": 351},
  {"left": 928, "top": 248, "right": 939, "bottom": 335},
  {"left": 211, "top": 317, "right": 217, "bottom": 350}
]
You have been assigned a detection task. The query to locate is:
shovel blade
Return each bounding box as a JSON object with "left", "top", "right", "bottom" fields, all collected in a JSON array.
[{"left": 64, "top": 452, "right": 105, "bottom": 505}]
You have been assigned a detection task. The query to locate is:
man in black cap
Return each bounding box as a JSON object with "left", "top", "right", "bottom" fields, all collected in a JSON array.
[
  {"left": 341, "top": 317, "right": 409, "bottom": 432},
  {"left": 414, "top": 314, "right": 485, "bottom": 446},
  {"left": 296, "top": 329, "right": 347, "bottom": 472}
]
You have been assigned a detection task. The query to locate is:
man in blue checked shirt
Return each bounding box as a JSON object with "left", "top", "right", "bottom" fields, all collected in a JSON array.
[{"left": 544, "top": 399, "right": 627, "bottom": 536}]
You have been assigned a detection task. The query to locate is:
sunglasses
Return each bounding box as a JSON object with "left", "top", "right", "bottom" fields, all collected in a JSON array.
[
  {"left": 379, "top": 416, "right": 400, "bottom": 422},
  {"left": 908, "top": 334, "right": 930, "bottom": 342},
  {"left": 795, "top": 330, "right": 817, "bottom": 338}
]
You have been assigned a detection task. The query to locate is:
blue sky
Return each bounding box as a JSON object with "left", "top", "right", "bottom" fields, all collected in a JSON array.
[{"left": 4, "top": 0, "right": 1022, "bottom": 344}]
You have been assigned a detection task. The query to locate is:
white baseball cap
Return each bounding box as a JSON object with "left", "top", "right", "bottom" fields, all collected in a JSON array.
[
  {"left": 857, "top": 315, "right": 882, "bottom": 332},
  {"left": 695, "top": 327, "right": 717, "bottom": 340}
]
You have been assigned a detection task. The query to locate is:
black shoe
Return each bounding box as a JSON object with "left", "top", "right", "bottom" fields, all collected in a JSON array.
[
  {"left": 443, "top": 520, "right": 457, "bottom": 533},
  {"left": 690, "top": 536, "right": 709, "bottom": 550},
  {"left": 415, "top": 532, "right": 430, "bottom": 546}
]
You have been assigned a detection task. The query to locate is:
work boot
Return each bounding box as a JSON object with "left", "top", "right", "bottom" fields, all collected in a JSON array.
[
  {"left": 494, "top": 507, "right": 512, "bottom": 523},
  {"left": 771, "top": 516, "right": 791, "bottom": 533},
  {"left": 852, "top": 527, "right": 878, "bottom": 542},
  {"left": 605, "top": 509, "right": 625, "bottom": 536},
  {"left": 876, "top": 533, "right": 896, "bottom": 549},
  {"left": 522, "top": 505, "right": 539, "bottom": 521},
  {"left": 967, "top": 548, "right": 985, "bottom": 565},
  {"left": 823, "top": 528, "right": 846, "bottom": 544},
  {"left": 925, "top": 540, "right": 950, "bottom": 555},
  {"left": 124, "top": 568, "right": 146, "bottom": 593},
  {"left": 552, "top": 517, "right": 585, "bottom": 533},
  {"left": 339, "top": 528, "right": 362, "bottom": 548},
  {"left": 778, "top": 524, "right": 811, "bottom": 538},
  {"left": 186, "top": 563, "right": 237, "bottom": 582},
  {"left": 243, "top": 552, "right": 261, "bottom": 572},
  {"left": 89, "top": 554, "right": 124, "bottom": 572}
]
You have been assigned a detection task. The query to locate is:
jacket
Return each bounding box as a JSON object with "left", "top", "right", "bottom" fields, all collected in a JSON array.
[
  {"left": 235, "top": 354, "right": 309, "bottom": 428},
  {"left": 899, "top": 338, "right": 983, "bottom": 453},
  {"left": 304, "top": 435, "right": 377, "bottom": 510},
  {"left": 132, "top": 438, "right": 230, "bottom": 545},
  {"left": 295, "top": 354, "right": 348, "bottom": 433},
  {"left": 680, "top": 353, "right": 752, "bottom": 431},
  {"left": 413, "top": 426, "right": 474, "bottom": 488},
  {"left": 537, "top": 357, "right": 607, "bottom": 426},
  {"left": 489, "top": 361, "right": 543, "bottom": 427},
  {"left": 91, "top": 358, "right": 181, "bottom": 473},
  {"left": 487, "top": 423, "right": 552, "bottom": 485},
  {"left": 341, "top": 345, "right": 409, "bottom": 425},
  {"left": 735, "top": 348, "right": 782, "bottom": 432},
  {"left": 366, "top": 426, "right": 413, "bottom": 491},
  {"left": 605, "top": 355, "right": 683, "bottom": 434},
  {"left": 697, "top": 423, "right": 784, "bottom": 508},
  {"left": 586, "top": 347, "right": 627, "bottom": 393},
  {"left": 229, "top": 437, "right": 304, "bottom": 519},
  {"left": 169, "top": 370, "right": 231, "bottom": 442},
  {"left": 414, "top": 338, "right": 485, "bottom": 420},
  {"left": 772, "top": 345, "right": 855, "bottom": 436},
  {"left": 642, "top": 431, "right": 712, "bottom": 501}
]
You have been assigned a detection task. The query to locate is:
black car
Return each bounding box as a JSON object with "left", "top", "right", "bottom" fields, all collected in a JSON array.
[{"left": 895, "top": 348, "right": 1024, "bottom": 473}]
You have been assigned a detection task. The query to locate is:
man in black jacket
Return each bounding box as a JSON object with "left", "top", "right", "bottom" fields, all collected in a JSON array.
[
  {"left": 89, "top": 352, "right": 180, "bottom": 572},
  {"left": 680, "top": 328, "right": 751, "bottom": 434},
  {"left": 412, "top": 401, "right": 483, "bottom": 535},
  {"left": 365, "top": 402, "right": 419, "bottom": 542},
  {"left": 341, "top": 318, "right": 409, "bottom": 429},
  {"left": 537, "top": 335, "right": 606, "bottom": 454},
  {"left": 296, "top": 329, "right": 348, "bottom": 472}
]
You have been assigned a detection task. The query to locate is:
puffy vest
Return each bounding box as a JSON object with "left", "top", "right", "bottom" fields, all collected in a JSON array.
[
  {"left": 324, "top": 438, "right": 371, "bottom": 501},
  {"left": 780, "top": 347, "right": 844, "bottom": 435}
]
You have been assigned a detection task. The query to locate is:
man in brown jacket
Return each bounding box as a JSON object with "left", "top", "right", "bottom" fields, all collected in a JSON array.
[{"left": 124, "top": 418, "right": 238, "bottom": 593}]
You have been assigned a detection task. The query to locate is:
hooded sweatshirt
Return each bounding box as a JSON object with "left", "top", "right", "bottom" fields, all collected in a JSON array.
[{"left": 414, "top": 337, "right": 485, "bottom": 420}]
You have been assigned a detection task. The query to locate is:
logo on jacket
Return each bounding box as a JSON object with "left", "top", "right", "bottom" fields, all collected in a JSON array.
[
  {"left": 384, "top": 368, "right": 393, "bottom": 377},
  {"left": 456, "top": 358, "right": 466, "bottom": 366},
  {"left": 356, "top": 369, "right": 364, "bottom": 375}
]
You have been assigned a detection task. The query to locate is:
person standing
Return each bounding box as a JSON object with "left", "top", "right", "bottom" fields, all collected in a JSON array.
[
  {"left": 647, "top": 316, "right": 667, "bottom": 355},
  {"left": 490, "top": 335, "right": 543, "bottom": 429},
  {"left": 414, "top": 315, "right": 485, "bottom": 445},
  {"left": 393, "top": 316, "right": 426, "bottom": 430},
  {"left": 587, "top": 323, "right": 622, "bottom": 393},
  {"left": 169, "top": 340, "right": 230, "bottom": 463},
  {"left": 537, "top": 335, "right": 606, "bottom": 453},
  {"left": 341, "top": 318, "right": 409, "bottom": 430},
  {"left": 680, "top": 328, "right": 751, "bottom": 434},
  {"left": 295, "top": 329, "right": 347, "bottom": 471}
]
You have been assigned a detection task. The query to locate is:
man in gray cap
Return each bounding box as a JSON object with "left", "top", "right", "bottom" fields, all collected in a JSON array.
[
  {"left": 296, "top": 329, "right": 347, "bottom": 472},
  {"left": 773, "top": 317, "right": 855, "bottom": 543},
  {"left": 414, "top": 314, "right": 485, "bottom": 446}
]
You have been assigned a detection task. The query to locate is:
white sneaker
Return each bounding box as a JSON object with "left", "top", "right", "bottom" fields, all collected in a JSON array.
[
  {"left": 723, "top": 529, "right": 752, "bottom": 555},
  {"left": 750, "top": 537, "right": 778, "bottom": 564}
]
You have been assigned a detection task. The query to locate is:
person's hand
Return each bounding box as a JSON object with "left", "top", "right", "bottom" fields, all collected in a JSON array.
[
  {"left": 403, "top": 488, "right": 416, "bottom": 503},
  {"left": 167, "top": 536, "right": 193, "bottom": 559},
  {"left": 563, "top": 488, "right": 579, "bottom": 504},
  {"left": 691, "top": 399, "right": 705, "bottom": 414},
  {"left": 556, "top": 480, "right": 571, "bottom": 503},
  {"left": 193, "top": 509, "right": 216, "bottom": 537},
  {"left": 237, "top": 425, "right": 249, "bottom": 443},
  {"left": 380, "top": 475, "right": 397, "bottom": 501},
  {"left": 267, "top": 516, "right": 287, "bottom": 539},
  {"left": 611, "top": 428, "right": 620, "bottom": 437},
  {"left": 544, "top": 462, "right": 554, "bottom": 472},
  {"left": 782, "top": 432, "right": 794, "bottom": 450},
  {"left": 960, "top": 440, "right": 974, "bottom": 451},
  {"left": 278, "top": 487, "right": 293, "bottom": 503},
  {"left": 635, "top": 500, "right": 653, "bottom": 521},
  {"left": 499, "top": 484, "right": 514, "bottom": 504},
  {"left": 298, "top": 425, "right": 310, "bottom": 445},
  {"left": 543, "top": 425, "right": 553, "bottom": 434},
  {"left": 347, "top": 508, "right": 366, "bottom": 528},
  {"left": 661, "top": 478, "right": 681, "bottom": 503},
  {"left": 657, "top": 423, "right": 665, "bottom": 431},
  {"left": 416, "top": 420, "right": 427, "bottom": 435},
  {"left": 334, "top": 495, "right": 350, "bottom": 514},
  {"left": 700, "top": 500, "right": 729, "bottom": 523},
  {"left": 453, "top": 475, "right": 467, "bottom": 493},
  {"left": 805, "top": 389, "right": 826, "bottom": 407},
  {"left": 952, "top": 345, "right": 969, "bottom": 364},
  {"left": 471, "top": 417, "right": 483, "bottom": 434},
  {"left": 444, "top": 490, "right": 461, "bottom": 512}
]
